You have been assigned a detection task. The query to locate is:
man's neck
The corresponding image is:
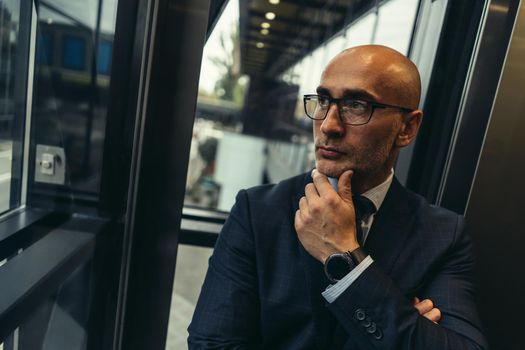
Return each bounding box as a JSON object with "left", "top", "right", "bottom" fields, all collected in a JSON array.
[
  {"left": 351, "top": 168, "right": 393, "bottom": 195},
  {"left": 328, "top": 168, "right": 394, "bottom": 194}
]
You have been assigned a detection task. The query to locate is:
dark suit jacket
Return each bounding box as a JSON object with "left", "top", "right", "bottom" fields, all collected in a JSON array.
[{"left": 188, "top": 173, "right": 488, "bottom": 349}]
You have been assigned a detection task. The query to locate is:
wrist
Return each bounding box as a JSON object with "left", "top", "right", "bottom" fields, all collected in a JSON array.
[
  {"left": 321, "top": 239, "right": 360, "bottom": 263},
  {"left": 342, "top": 239, "right": 360, "bottom": 254},
  {"left": 346, "top": 246, "right": 367, "bottom": 265},
  {"left": 323, "top": 247, "right": 368, "bottom": 283}
]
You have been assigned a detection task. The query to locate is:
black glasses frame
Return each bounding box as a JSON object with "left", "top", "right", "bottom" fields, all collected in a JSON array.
[{"left": 303, "top": 94, "right": 414, "bottom": 126}]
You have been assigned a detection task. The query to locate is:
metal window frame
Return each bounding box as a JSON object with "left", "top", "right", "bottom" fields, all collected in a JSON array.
[
  {"left": 436, "top": 0, "right": 521, "bottom": 213},
  {"left": 4, "top": 0, "right": 38, "bottom": 213},
  {"left": 0, "top": 215, "right": 107, "bottom": 345},
  {"left": 106, "top": 0, "right": 212, "bottom": 348},
  {"left": 404, "top": 0, "right": 488, "bottom": 206}
]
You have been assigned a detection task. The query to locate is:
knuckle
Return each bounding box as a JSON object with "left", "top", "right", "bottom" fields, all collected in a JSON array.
[
  {"left": 324, "top": 194, "right": 338, "bottom": 207},
  {"left": 310, "top": 202, "right": 320, "bottom": 214},
  {"left": 302, "top": 213, "right": 312, "bottom": 224}
]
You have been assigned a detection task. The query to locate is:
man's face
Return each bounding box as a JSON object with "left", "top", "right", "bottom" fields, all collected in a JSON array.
[{"left": 313, "top": 53, "right": 405, "bottom": 182}]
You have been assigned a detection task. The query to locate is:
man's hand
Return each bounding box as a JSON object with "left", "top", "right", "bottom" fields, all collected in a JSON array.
[
  {"left": 294, "top": 169, "right": 359, "bottom": 263},
  {"left": 413, "top": 297, "right": 441, "bottom": 324}
]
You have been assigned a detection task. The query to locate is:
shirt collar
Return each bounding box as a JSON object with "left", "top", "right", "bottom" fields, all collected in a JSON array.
[{"left": 328, "top": 169, "right": 394, "bottom": 212}]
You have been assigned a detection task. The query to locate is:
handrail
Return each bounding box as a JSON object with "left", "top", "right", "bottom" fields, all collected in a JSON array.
[
  {"left": 0, "top": 217, "right": 103, "bottom": 343},
  {"left": 0, "top": 209, "right": 69, "bottom": 262}
]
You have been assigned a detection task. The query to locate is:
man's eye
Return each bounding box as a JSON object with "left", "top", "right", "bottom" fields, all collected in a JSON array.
[
  {"left": 345, "top": 100, "right": 367, "bottom": 111},
  {"left": 318, "top": 97, "right": 330, "bottom": 107}
]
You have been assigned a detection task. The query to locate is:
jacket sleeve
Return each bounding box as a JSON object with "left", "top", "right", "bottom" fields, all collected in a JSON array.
[
  {"left": 188, "top": 190, "right": 260, "bottom": 349},
  {"left": 327, "top": 217, "right": 489, "bottom": 350}
]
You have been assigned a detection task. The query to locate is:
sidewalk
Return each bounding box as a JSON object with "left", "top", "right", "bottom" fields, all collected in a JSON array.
[{"left": 0, "top": 140, "right": 12, "bottom": 213}]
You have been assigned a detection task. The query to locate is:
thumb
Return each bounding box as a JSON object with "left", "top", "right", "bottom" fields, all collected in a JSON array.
[{"left": 338, "top": 170, "right": 354, "bottom": 203}]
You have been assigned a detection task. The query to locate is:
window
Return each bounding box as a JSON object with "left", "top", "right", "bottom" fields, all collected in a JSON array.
[
  {"left": 1, "top": 0, "right": 121, "bottom": 347},
  {"left": 171, "top": 0, "right": 422, "bottom": 347},
  {"left": 36, "top": 32, "right": 53, "bottom": 65},
  {"left": 31, "top": 0, "right": 119, "bottom": 204},
  {"left": 62, "top": 35, "right": 86, "bottom": 71},
  {"left": 97, "top": 40, "right": 112, "bottom": 75},
  {"left": 183, "top": 0, "right": 420, "bottom": 213},
  {"left": 0, "top": 0, "right": 32, "bottom": 214}
]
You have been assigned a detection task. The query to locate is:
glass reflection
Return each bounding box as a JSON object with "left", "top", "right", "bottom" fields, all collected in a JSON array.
[
  {"left": 1, "top": 0, "right": 118, "bottom": 348},
  {"left": 30, "top": 0, "right": 118, "bottom": 210},
  {"left": 184, "top": 0, "right": 420, "bottom": 212},
  {"left": 173, "top": 0, "right": 422, "bottom": 348},
  {"left": 0, "top": 0, "right": 30, "bottom": 214}
]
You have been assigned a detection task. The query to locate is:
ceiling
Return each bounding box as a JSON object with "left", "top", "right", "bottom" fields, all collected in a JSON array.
[{"left": 238, "top": 0, "right": 378, "bottom": 78}]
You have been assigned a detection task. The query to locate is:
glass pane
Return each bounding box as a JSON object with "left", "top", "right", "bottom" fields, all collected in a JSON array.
[
  {"left": 30, "top": 0, "right": 118, "bottom": 208},
  {"left": 374, "top": 0, "right": 420, "bottom": 53},
  {"left": 6, "top": 264, "right": 92, "bottom": 349},
  {"left": 183, "top": 0, "right": 420, "bottom": 214},
  {"left": 0, "top": 0, "right": 31, "bottom": 214},
  {"left": 173, "top": 0, "right": 421, "bottom": 347},
  {"left": 0, "top": 0, "right": 121, "bottom": 348},
  {"left": 167, "top": 245, "right": 213, "bottom": 350},
  {"left": 62, "top": 35, "right": 87, "bottom": 70}
]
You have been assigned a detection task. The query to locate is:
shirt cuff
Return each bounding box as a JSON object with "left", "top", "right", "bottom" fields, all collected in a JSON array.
[{"left": 322, "top": 255, "right": 374, "bottom": 303}]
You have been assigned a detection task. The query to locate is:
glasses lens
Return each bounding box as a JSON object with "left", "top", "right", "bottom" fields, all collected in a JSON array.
[
  {"left": 340, "top": 100, "right": 371, "bottom": 125},
  {"left": 305, "top": 96, "right": 326, "bottom": 120}
]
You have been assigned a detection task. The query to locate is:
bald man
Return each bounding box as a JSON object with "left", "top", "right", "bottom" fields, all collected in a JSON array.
[{"left": 189, "top": 46, "right": 487, "bottom": 349}]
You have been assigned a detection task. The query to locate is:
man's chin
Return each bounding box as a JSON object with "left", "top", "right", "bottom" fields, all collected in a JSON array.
[{"left": 315, "top": 161, "right": 350, "bottom": 179}]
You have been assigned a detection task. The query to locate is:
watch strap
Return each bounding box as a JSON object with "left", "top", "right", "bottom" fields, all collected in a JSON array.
[{"left": 347, "top": 247, "right": 367, "bottom": 265}]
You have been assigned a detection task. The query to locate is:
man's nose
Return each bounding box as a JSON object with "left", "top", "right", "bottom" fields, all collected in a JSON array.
[{"left": 320, "top": 104, "right": 345, "bottom": 135}]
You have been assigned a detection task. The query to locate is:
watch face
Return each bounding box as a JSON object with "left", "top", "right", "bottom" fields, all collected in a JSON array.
[{"left": 325, "top": 254, "right": 355, "bottom": 282}]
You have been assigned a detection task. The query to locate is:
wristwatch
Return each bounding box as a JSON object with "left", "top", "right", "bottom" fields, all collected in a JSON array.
[{"left": 324, "top": 247, "right": 367, "bottom": 283}]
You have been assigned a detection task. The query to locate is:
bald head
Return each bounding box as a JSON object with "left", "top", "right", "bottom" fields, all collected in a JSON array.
[{"left": 322, "top": 45, "right": 421, "bottom": 110}]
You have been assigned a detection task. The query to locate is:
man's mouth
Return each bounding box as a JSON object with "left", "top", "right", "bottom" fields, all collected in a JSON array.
[{"left": 317, "top": 146, "right": 345, "bottom": 158}]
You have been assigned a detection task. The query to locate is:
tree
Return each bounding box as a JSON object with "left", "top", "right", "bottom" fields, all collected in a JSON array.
[{"left": 209, "top": 24, "right": 247, "bottom": 106}]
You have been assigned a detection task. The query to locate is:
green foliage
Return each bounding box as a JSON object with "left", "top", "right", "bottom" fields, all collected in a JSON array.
[{"left": 209, "top": 25, "right": 248, "bottom": 106}]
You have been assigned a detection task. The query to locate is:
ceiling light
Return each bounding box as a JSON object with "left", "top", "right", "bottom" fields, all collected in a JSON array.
[
  {"left": 260, "top": 29, "right": 269, "bottom": 35},
  {"left": 256, "top": 42, "right": 265, "bottom": 48},
  {"left": 269, "top": 0, "right": 280, "bottom": 4},
  {"left": 261, "top": 22, "right": 271, "bottom": 29},
  {"left": 265, "top": 12, "right": 276, "bottom": 20}
]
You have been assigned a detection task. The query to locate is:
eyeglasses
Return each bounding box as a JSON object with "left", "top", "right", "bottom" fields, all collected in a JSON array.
[{"left": 303, "top": 94, "right": 414, "bottom": 126}]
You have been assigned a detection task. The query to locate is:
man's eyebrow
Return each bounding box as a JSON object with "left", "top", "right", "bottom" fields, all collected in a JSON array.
[
  {"left": 315, "top": 86, "right": 377, "bottom": 101},
  {"left": 316, "top": 87, "right": 330, "bottom": 95}
]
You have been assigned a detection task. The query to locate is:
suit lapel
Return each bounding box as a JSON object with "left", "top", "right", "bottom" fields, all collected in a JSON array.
[{"left": 364, "top": 177, "right": 416, "bottom": 275}]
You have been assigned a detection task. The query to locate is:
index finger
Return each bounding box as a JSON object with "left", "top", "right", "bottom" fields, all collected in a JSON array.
[{"left": 311, "top": 169, "right": 336, "bottom": 196}]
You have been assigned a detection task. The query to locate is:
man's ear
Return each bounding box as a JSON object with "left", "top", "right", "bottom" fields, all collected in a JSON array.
[{"left": 396, "top": 110, "right": 423, "bottom": 147}]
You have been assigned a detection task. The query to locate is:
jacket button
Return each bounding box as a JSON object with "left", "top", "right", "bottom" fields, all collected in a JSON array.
[
  {"left": 373, "top": 329, "right": 383, "bottom": 340},
  {"left": 354, "top": 309, "right": 366, "bottom": 321},
  {"left": 361, "top": 317, "right": 372, "bottom": 328},
  {"left": 367, "top": 322, "right": 377, "bottom": 333}
]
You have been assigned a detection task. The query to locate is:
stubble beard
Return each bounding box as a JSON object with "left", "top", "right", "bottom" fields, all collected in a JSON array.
[{"left": 314, "top": 136, "right": 397, "bottom": 190}]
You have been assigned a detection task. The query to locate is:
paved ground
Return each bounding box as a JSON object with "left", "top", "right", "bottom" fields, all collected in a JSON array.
[
  {"left": 0, "top": 141, "right": 12, "bottom": 213},
  {"left": 166, "top": 244, "right": 213, "bottom": 350}
]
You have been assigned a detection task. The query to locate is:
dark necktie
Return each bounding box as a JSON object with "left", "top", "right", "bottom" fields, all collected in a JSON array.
[
  {"left": 352, "top": 195, "right": 377, "bottom": 246},
  {"left": 329, "top": 196, "right": 377, "bottom": 349}
]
